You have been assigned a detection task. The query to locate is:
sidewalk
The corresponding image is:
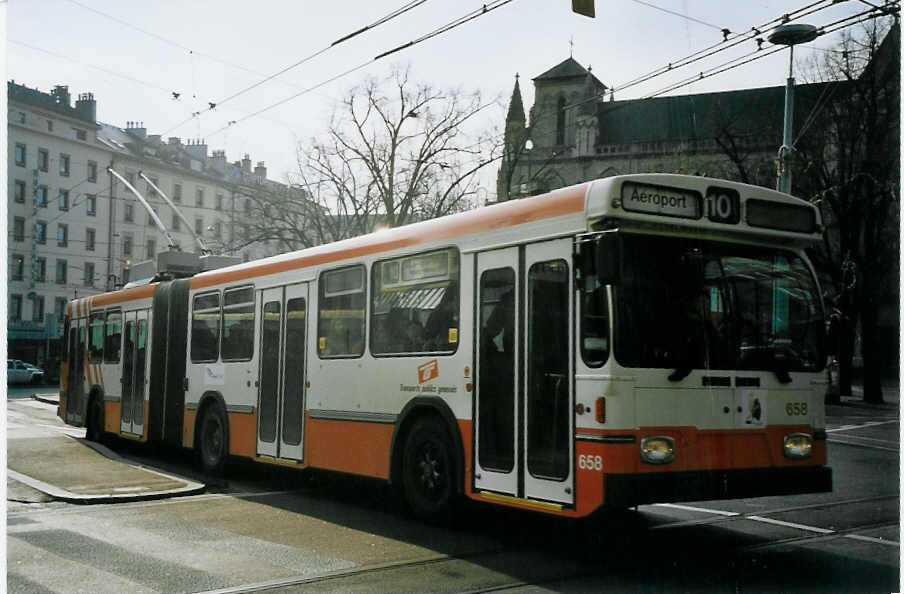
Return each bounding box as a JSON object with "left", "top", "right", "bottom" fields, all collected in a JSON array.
[{"left": 8, "top": 394, "right": 205, "bottom": 504}]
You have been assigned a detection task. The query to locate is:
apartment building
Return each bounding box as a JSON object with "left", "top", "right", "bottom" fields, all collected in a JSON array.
[{"left": 7, "top": 80, "right": 284, "bottom": 368}]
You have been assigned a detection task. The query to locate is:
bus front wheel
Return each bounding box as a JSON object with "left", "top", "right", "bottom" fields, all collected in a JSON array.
[
  {"left": 198, "top": 405, "right": 228, "bottom": 474},
  {"left": 402, "top": 416, "right": 456, "bottom": 521}
]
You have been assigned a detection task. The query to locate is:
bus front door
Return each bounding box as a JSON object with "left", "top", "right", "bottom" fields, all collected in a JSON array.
[
  {"left": 475, "top": 239, "right": 575, "bottom": 506},
  {"left": 120, "top": 311, "right": 149, "bottom": 436},
  {"left": 256, "top": 284, "right": 308, "bottom": 461}
]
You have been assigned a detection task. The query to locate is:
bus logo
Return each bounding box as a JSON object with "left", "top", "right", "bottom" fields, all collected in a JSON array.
[{"left": 418, "top": 360, "right": 438, "bottom": 384}]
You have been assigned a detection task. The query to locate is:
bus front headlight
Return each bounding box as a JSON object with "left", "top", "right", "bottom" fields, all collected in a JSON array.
[
  {"left": 640, "top": 436, "right": 675, "bottom": 464},
  {"left": 783, "top": 433, "right": 813, "bottom": 459}
]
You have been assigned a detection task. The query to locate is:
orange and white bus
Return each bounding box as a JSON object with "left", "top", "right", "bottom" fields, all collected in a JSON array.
[{"left": 59, "top": 173, "right": 831, "bottom": 519}]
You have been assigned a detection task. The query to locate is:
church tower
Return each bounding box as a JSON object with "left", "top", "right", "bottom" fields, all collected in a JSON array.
[{"left": 497, "top": 74, "right": 528, "bottom": 201}]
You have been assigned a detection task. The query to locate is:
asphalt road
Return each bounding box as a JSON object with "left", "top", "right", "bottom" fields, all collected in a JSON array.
[{"left": 6, "top": 394, "right": 899, "bottom": 593}]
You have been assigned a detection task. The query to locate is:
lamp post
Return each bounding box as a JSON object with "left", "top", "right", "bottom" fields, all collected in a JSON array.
[{"left": 768, "top": 23, "right": 819, "bottom": 194}]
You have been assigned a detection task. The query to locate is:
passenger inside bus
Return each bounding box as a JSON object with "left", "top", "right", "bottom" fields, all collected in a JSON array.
[{"left": 423, "top": 287, "right": 458, "bottom": 351}]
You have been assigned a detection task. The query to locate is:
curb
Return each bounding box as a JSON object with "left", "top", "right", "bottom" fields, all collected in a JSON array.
[
  {"left": 32, "top": 393, "right": 60, "bottom": 406},
  {"left": 9, "top": 435, "right": 206, "bottom": 504}
]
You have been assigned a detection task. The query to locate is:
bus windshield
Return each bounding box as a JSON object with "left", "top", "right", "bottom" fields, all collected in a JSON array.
[{"left": 613, "top": 234, "right": 825, "bottom": 375}]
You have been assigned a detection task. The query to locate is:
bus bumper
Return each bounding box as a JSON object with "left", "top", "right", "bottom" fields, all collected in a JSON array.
[{"left": 603, "top": 465, "right": 832, "bottom": 508}]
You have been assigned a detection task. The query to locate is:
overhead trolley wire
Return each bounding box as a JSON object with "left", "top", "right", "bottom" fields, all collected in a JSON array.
[
  {"left": 161, "top": 0, "right": 431, "bottom": 136},
  {"left": 203, "top": 0, "right": 516, "bottom": 139}
]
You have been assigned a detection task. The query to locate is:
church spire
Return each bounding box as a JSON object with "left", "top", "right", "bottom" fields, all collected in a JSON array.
[{"left": 506, "top": 73, "right": 526, "bottom": 124}]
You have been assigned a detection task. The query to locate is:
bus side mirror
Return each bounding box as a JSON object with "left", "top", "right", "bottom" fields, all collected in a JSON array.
[{"left": 595, "top": 233, "right": 621, "bottom": 286}]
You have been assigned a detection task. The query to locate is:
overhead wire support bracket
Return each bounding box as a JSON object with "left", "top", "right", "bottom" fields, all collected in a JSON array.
[
  {"left": 139, "top": 171, "right": 211, "bottom": 255},
  {"left": 107, "top": 167, "right": 180, "bottom": 252}
]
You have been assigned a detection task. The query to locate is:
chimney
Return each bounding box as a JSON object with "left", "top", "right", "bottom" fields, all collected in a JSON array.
[
  {"left": 126, "top": 121, "right": 147, "bottom": 138},
  {"left": 241, "top": 154, "right": 252, "bottom": 173},
  {"left": 185, "top": 138, "right": 208, "bottom": 162},
  {"left": 168, "top": 137, "right": 182, "bottom": 146},
  {"left": 147, "top": 134, "right": 162, "bottom": 144},
  {"left": 74, "top": 92, "right": 97, "bottom": 122},
  {"left": 210, "top": 150, "right": 227, "bottom": 174},
  {"left": 254, "top": 161, "right": 267, "bottom": 180},
  {"left": 51, "top": 85, "right": 71, "bottom": 107}
]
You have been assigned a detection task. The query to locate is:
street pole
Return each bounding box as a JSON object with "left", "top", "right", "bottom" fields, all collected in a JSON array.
[{"left": 768, "top": 24, "right": 819, "bottom": 195}]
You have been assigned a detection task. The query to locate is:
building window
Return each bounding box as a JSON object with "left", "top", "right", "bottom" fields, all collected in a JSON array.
[
  {"left": 46, "top": 119, "right": 53, "bottom": 132},
  {"left": 244, "top": 199, "right": 251, "bottom": 215},
  {"left": 216, "top": 194, "right": 224, "bottom": 210},
  {"left": 14, "top": 180, "right": 26, "bottom": 203},
  {"left": 124, "top": 202, "right": 134, "bottom": 222},
  {"left": 60, "top": 154, "right": 70, "bottom": 176},
  {"left": 35, "top": 258, "right": 46, "bottom": 282},
  {"left": 146, "top": 239, "right": 156, "bottom": 259},
  {"left": 125, "top": 172, "right": 135, "bottom": 186},
  {"left": 11, "top": 254, "right": 24, "bottom": 281},
  {"left": 58, "top": 189, "right": 69, "bottom": 210},
  {"left": 173, "top": 215, "right": 181, "bottom": 231},
  {"left": 15, "top": 111, "right": 26, "bottom": 124},
  {"left": 15, "top": 143, "right": 26, "bottom": 166},
  {"left": 123, "top": 235, "right": 133, "bottom": 256},
  {"left": 32, "top": 296, "right": 45, "bottom": 322},
  {"left": 86, "top": 228, "right": 96, "bottom": 251},
  {"left": 10, "top": 295, "right": 22, "bottom": 322},
  {"left": 84, "top": 262, "right": 95, "bottom": 287},
  {"left": 86, "top": 194, "right": 97, "bottom": 216},
  {"left": 55, "top": 297, "right": 67, "bottom": 320},
  {"left": 556, "top": 95, "right": 566, "bottom": 146},
  {"left": 173, "top": 183, "right": 182, "bottom": 203},
  {"left": 72, "top": 128, "right": 87, "bottom": 141},
  {"left": 35, "top": 222, "right": 47, "bottom": 244},
  {"left": 37, "top": 186, "right": 48, "bottom": 207},
  {"left": 57, "top": 224, "right": 68, "bottom": 247},
  {"left": 13, "top": 217, "right": 25, "bottom": 242},
  {"left": 195, "top": 187, "right": 205, "bottom": 207},
  {"left": 56, "top": 259, "right": 68, "bottom": 285},
  {"left": 213, "top": 221, "right": 222, "bottom": 238},
  {"left": 87, "top": 160, "right": 97, "bottom": 182},
  {"left": 147, "top": 177, "right": 158, "bottom": 197},
  {"left": 195, "top": 217, "right": 203, "bottom": 235},
  {"left": 38, "top": 148, "right": 49, "bottom": 172}
]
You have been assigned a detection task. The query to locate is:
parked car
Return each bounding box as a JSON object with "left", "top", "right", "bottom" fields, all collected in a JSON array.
[{"left": 7, "top": 359, "right": 45, "bottom": 385}]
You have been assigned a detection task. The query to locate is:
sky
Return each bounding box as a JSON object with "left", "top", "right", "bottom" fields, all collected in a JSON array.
[{"left": 6, "top": 0, "right": 883, "bottom": 195}]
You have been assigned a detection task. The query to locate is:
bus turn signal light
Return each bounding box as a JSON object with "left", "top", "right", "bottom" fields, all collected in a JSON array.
[{"left": 595, "top": 397, "right": 605, "bottom": 423}]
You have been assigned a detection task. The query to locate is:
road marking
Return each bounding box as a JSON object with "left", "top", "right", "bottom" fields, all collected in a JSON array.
[
  {"left": 826, "top": 419, "right": 899, "bottom": 433},
  {"left": 745, "top": 516, "right": 835, "bottom": 534},
  {"left": 653, "top": 503, "right": 739, "bottom": 516},
  {"left": 843, "top": 534, "right": 899, "bottom": 547}
]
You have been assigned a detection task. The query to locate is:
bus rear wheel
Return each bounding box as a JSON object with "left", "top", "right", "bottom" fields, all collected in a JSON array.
[
  {"left": 198, "top": 405, "right": 228, "bottom": 475},
  {"left": 402, "top": 416, "right": 456, "bottom": 522}
]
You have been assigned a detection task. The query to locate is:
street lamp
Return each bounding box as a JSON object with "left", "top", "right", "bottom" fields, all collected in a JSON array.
[{"left": 768, "top": 23, "right": 819, "bottom": 194}]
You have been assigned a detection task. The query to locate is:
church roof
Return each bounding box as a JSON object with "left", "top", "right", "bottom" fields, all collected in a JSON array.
[
  {"left": 506, "top": 76, "right": 526, "bottom": 123},
  {"left": 534, "top": 57, "right": 602, "bottom": 86}
]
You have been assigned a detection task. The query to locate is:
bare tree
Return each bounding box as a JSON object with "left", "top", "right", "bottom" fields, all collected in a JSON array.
[
  {"left": 793, "top": 21, "right": 900, "bottom": 403},
  {"left": 244, "top": 66, "right": 502, "bottom": 248}
]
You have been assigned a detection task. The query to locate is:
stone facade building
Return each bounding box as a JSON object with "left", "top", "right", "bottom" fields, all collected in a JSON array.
[{"left": 7, "top": 81, "right": 290, "bottom": 369}]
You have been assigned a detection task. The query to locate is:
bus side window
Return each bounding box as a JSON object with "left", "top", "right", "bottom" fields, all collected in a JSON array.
[
  {"left": 318, "top": 266, "right": 365, "bottom": 358},
  {"left": 104, "top": 310, "right": 122, "bottom": 363},
  {"left": 88, "top": 312, "right": 105, "bottom": 362},
  {"left": 191, "top": 292, "right": 221, "bottom": 363}
]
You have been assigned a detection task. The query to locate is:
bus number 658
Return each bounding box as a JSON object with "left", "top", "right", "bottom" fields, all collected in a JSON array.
[{"left": 579, "top": 454, "right": 603, "bottom": 471}]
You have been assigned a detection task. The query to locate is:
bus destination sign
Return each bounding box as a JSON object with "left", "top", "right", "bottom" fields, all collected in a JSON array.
[{"left": 621, "top": 182, "right": 701, "bottom": 219}]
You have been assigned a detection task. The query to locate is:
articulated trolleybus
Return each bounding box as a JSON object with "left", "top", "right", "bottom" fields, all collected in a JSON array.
[{"left": 60, "top": 174, "right": 831, "bottom": 519}]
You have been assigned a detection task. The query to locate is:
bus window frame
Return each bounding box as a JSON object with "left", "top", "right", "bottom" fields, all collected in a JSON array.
[
  {"left": 370, "top": 247, "right": 461, "bottom": 358},
  {"left": 191, "top": 290, "right": 222, "bottom": 364},
  {"left": 221, "top": 285, "right": 255, "bottom": 362},
  {"left": 317, "top": 264, "right": 366, "bottom": 360},
  {"left": 103, "top": 309, "right": 122, "bottom": 364}
]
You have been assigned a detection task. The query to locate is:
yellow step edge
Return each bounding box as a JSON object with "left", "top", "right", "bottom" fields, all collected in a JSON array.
[{"left": 479, "top": 490, "right": 563, "bottom": 511}]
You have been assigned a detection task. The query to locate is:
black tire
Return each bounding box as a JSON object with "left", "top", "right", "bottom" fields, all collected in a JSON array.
[
  {"left": 86, "top": 396, "right": 104, "bottom": 443},
  {"left": 402, "top": 416, "right": 457, "bottom": 522},
  {"left": 197, "top": 404, "right": 228, "bottom": 474}
]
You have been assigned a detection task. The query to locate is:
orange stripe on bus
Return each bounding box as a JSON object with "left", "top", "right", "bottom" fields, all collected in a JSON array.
[
  {"left": 91, "top": 284, "right": 156, "bottom": 306},
  {"left": 305, "top": 415, "right": 393, "bottom": 479},
  {"left": 190, "top": 183, "right": 589, "bottom": 290}
]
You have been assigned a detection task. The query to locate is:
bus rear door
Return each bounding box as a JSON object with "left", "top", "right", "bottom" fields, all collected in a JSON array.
[{"left": 120, "top": 310, "right": 149, "bottom": 436}]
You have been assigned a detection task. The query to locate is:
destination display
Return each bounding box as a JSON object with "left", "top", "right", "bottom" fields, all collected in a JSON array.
[{"left": 621, "top": 182, "right": 702, "bottom": 219}]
